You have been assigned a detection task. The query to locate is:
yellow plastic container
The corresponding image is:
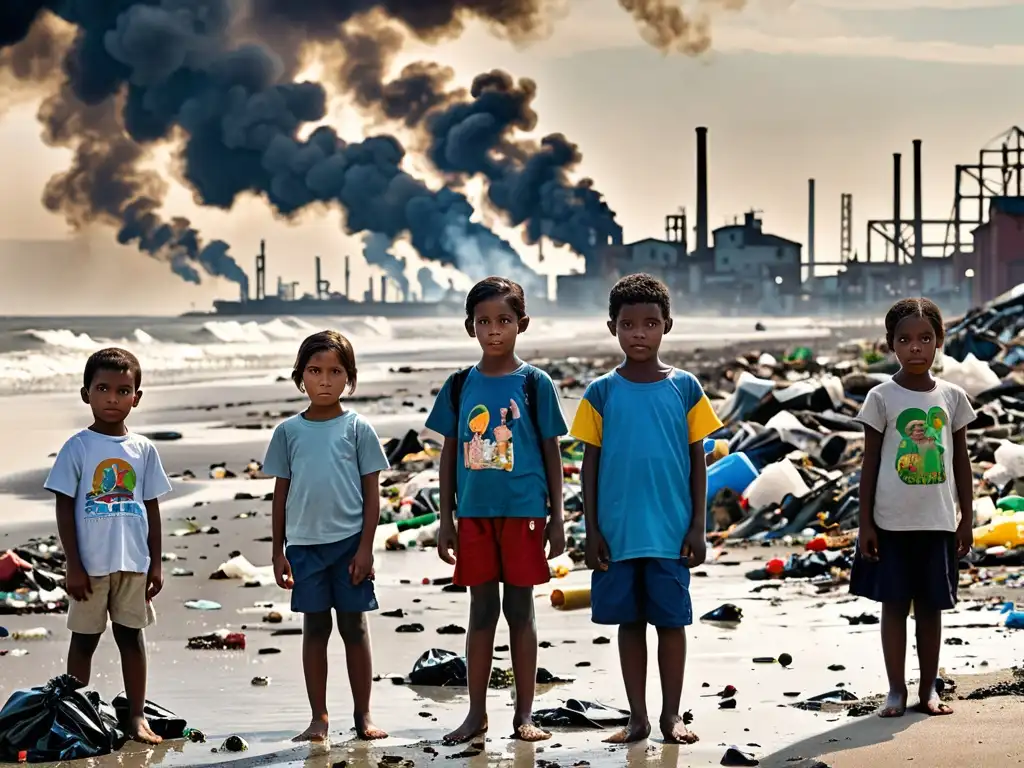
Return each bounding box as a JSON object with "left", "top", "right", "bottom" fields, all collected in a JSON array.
[
  {"left": 972, "top": 513, "right": 1024, "bottom": 548},
  {"left": 550, "top": 588, "right": 591, "bottom": 611}
]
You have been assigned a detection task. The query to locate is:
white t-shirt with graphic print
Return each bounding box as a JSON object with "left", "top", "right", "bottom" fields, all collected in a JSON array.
[
  {"left": 44, "top": 429, "right": 172, "bottom": 576},
  {"left": 855, "top": 378, "right": 975, "bottom": 532}
]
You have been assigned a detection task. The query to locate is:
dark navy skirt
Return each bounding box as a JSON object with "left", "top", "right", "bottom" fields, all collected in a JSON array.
[{"left": 849, "top": 528, "right": 959, "bottom": 611}]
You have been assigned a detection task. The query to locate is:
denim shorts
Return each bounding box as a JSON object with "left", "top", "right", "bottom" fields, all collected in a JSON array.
[
  {"left": 591, "top": 557, "right": 693, "bottom": 628},
  {"left": 287, "top": 533, "right": 378, "bottom": 615}
]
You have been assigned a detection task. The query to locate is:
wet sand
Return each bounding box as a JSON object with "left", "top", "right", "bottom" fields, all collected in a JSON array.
[{"left": 2, "top": 330, "right": 1022, "bottom": 767}]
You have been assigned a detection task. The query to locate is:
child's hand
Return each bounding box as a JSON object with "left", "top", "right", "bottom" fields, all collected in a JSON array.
[
  {"left": 273, "top": 552, "right": 294, "bottom": 590},
  {"left": 585, "top": 531, "right": 609, "bottom": 571},
  {"left": 956, "top": 523, "right": 974, "bottom": 558},
  {"left": 350, "top": 547, "right": 375, "bottom": 585},
  {"left": 545, "top": 519, "right": 566, "bottom": 560},
  {"left": 146, "top": 562, "right": 164, "bottom": 601},
  {"left": 859, "top": 525, "right": 880, "bottom": 561},
  {"left": 682, "top": 530, "right": 707, "bottom": 568},
  {"left": 437, "top": 521, "right": 458, "bottom": 565},
  {"left": 66, "top": 564, "right": 92, "bottom": 602}
]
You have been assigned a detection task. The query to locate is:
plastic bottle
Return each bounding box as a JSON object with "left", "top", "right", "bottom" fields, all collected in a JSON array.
[{"left": 11, "top": 628, "right": 50, "bottom": 640}]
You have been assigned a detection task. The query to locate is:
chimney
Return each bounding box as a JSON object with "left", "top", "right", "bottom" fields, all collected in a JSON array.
[
  {"left": 380, "top": 275, "right": 388, "bottom": 303},
  {"left": 315, "top": 256, "right": 322, "bottom": 300},
  {"left": 913, "top": 139, "right": 923, "bottom": 264},
  {"left": 255, "top": 239, "right": 266, "bottom": 301},
  {"left": 344, "top": 255, "right": 351, "bottom": 299},
  {"left": 893, "top": 153, "right": 902, "bottom": 264},
  {"left": 695, "top": 126, "right": 708, "bottom": 256},
  {"left": 367, "top": 276, "right": 373, "bottom": 302},
  {"left": 807, "top": 178, "right": 816, "bottom": 281}
]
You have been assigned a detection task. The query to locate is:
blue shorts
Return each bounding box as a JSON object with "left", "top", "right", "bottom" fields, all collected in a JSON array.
[
  {"left": 287, "top": 534, "right": 378, "bottom": 615},
  {"left": 591, "top": 557, "right": 692, "bottom": 628}
]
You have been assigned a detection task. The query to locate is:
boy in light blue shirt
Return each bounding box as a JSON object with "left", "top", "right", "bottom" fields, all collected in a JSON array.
[{"left": 571, "top": 273, "right": 723, "bottom": 747}]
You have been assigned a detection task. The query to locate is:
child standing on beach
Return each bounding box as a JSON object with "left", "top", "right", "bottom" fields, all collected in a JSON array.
[
  {"left": 264, "top": 330, "right": 391, "bottom": 743},
  {"left": 426, "top": 276, "right": 568, "bottom": 744},
  {"left": 44, "top": 348, "right": 172, "bottom": 745},
  {"left": 852, "top": 298, "right": 975, "bottom": 718},
  {"left": 570, "top": 273, "right": 723, "bottom": 745}
]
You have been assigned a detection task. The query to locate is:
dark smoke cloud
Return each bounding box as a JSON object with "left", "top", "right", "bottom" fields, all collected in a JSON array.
[
  {"left": 2, "top": 0, "right": 538, "bottom": 292},
  {"left": 0, "top": 0, "right": 49, "bottom": 48},
  {"left": 618, "top": 0, "right": 746, "bottom": 55},
  {"left": 426, "top": 71, "right": 621, "bottom": 255}
]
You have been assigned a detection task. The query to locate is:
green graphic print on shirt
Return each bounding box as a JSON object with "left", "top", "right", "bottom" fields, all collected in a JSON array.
[{"left": 894, "top": 406, "right": 948, "bottom": 485}]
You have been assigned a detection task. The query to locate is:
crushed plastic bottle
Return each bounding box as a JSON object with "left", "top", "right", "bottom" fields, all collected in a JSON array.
[
  {"left": 11, "top": 628, "right": 50, "bottom": 641},
  {"left": 183, "top": 727, "right": 206, "bottom": 743}
]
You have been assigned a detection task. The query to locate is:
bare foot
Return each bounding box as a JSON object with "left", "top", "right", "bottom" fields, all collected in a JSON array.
[
  {"left": 916, "top": 687, "right": 954, "bottom": 716},
  {"left": 602, "top": 718, "right": 651, "bottom": 744},
  {"left": 356, "top": 713, "right": 388, "bottom": 740},
  {"left": 512, "top": 717, "right": 551, "bottom": 742},
  {"left": 293, "top": 718, "right": 330, "bottom": 743},
  {"left": 660, "top": 715, "right": 699, "bottom": 745},
  {"left": 879, "top": 689, "right": 907, "bottom": 718},
  {"left": 128, "top": 715, "right": 162, "bottom": 745},
  {"left": 442, "top": 714, "right": 488, "bottom": 746}
]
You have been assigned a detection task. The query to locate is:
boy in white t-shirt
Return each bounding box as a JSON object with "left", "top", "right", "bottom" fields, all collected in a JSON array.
[{"left": 44, "top": 348, "right": 172, "bottom": 745}]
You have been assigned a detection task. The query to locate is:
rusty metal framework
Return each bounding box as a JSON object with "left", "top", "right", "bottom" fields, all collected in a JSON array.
[
  {"left": 840, "top": 193, "right": 853, "bottom": 261},
  {"left": 864, "top": 126, "right": 1024, "bottom": 266}
]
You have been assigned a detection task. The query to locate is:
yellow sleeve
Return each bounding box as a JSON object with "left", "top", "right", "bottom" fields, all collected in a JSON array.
[
  {"left": 570, "top": 397, "right": 603, "bottom": 447},
  {"left": 687, "top": 394, "right": 723, "bottom": 444}
]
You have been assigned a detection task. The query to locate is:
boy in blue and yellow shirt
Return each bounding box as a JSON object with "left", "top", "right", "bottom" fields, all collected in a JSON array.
[{"left": 570, "top": 273, "right": 723, "bottom": 746}]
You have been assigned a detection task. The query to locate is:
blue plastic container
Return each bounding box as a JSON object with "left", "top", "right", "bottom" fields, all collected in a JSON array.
[{"left": 706, "top": 451, "right": 759, "bottom": 506}]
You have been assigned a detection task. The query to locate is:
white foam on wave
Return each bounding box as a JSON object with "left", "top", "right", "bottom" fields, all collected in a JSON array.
[{"left": 23, "top": 328, "right": 102, "bottom": 351}]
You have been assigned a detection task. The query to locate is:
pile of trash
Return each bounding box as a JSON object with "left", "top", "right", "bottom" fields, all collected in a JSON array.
[
  {"left": 0, "top": 538, "right": 69, "bottom": 616},
  {"left": 0, "top": 675, "right": 189, "bottom": 763}
]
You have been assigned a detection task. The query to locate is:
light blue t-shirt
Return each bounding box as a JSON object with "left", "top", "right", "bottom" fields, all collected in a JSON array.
[
  {"left": 425, "top": 363, "right": 567, "bottom": 518},
  {"left": 570, "top": 369, "right": 724, "bottom": 561},
  {"left": 44, "top": 430, "right": 172, "bottom": 577},
  {"left": 263, "top": 410, "right": 390, "bottom": 547}
]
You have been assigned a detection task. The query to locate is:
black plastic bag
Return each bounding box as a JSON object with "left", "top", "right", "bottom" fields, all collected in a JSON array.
[
  {"left": 0, "top": 675, "right": 126, "bottom": 763},
  {"left": 408, "top": 648, "right": 468, "bottom": 686},
  {"left": 534, "top": 699, "right": 630, "bottom": 729},
  {"left": 111, "top": 695, "right": 187, "bottom": 740}
]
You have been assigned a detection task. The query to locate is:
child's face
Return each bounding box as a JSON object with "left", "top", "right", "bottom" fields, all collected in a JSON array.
[
  {"left": 892, "top": 315, "right": 940, "bottom": 375},
  {"left": 609, "top": 302, "right": 671, "bottom": 363},
  {"left": 82, "top": 369, "right": 140, "bottom": 425},
  {"left": 469, "top": 296, "right": 526, "bottom": 358},
  {"left": 302, "top": 350, "right": 348, "bottom": 405}
]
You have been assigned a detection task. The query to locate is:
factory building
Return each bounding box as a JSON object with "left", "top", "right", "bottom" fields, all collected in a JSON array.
[
  {"left": 968, "top": 197, "right": 1024, "bottom": 305},
  {"left": 557, "top": 126, "right": 803, "bottom": 311}
]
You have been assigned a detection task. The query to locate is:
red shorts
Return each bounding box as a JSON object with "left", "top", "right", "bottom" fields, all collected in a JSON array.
[{"left": 453, "top": 517, "right": 550, "bottom": 587}]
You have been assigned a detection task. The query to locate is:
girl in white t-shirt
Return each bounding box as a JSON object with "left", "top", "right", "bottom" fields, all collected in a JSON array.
[{"left": 851, "top": 298, "right": 976, "bottom": 719}]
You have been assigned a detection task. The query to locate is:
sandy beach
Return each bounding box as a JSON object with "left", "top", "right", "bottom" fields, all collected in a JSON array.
[{"left": 1, "top": 322, "right": 1021, "bottom": 768}]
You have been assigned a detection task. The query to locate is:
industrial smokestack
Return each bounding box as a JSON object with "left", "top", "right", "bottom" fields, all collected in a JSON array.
[
  {"left": 893, "top": 153, "right": 902, "bottom": 264},
  {"left": 695, "top": 126, "right": 708, "bottom": 256},
  {"left": 255, "top": 240, "right": 266, "bottom": 301},
  {"left": 913, "top": 139, "right": 923, "bottom": 264},
  {"left": 381, "top": 275, "right": 388, "bottom": 303},
  {"left": 807, "top": 179, "right": 816, "bottom": 281},
  {"left": 344, "top": 255, "right": 351, "bottom": 299},
  {"left": 315, "top": 256, "right": 322, "bottom": 300},
  {"left": 367, "top": 276, "right": 373, "bottom": 302}
]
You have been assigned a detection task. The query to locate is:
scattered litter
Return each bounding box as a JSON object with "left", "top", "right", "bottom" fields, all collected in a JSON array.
[
  {"left": 218, "top": 735, "right": 248, "bottom": 752},
  {"left": 251, "top": 676, "right": 270, "bottom": 687},
  {"left": 184, "top": 600, "right": 221, "bottom": 611},
  {"left": 700, "top": 604, "right": 743, "bottom": 627},
  {"left": 721, "top": 746, "right": 759, "bottom": 766},
  {"left": 187, "top": 631, "right": 245, "bottom": 651}
]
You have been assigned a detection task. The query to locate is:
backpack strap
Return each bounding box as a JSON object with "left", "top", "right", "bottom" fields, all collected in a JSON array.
[
  {"left": 523, "top": 367, "right": 543, "bottom": 446},
  {"left": 449, "top": 367, "right": 472, "bottom": 434}
]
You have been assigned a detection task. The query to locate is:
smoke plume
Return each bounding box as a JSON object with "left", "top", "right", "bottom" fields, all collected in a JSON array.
[
  {"left": 618, "top": 0, "right": 746, "bottom": 55},
  {"left": 362, "top": 232, "right": 409, "bottom": 299}
]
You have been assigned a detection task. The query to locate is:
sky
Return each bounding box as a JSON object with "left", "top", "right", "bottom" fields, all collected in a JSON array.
[{"left": 0, "top": 0, "right": 1021, "bottom": 315}]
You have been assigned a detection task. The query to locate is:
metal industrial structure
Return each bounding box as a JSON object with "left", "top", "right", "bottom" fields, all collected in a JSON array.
[{"left": 862, "top": 127, "right": 1024, "bottom": 274}]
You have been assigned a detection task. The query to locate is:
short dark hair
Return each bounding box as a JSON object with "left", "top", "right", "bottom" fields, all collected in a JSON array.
[
  {"left": 465, "top": 276, "right": 527, "bottom": 323},
  {"left": 609, "top": 273, "right": 671, "bottom": 322},
  {"left": 84, "top": 348, "right": 141, "bottom": 390},
  {"left": 885, "top": 297, "right": 944, "bottom": 349},
  {"left": 291, "top": 330, "right": 357, "bottom": 393}
]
